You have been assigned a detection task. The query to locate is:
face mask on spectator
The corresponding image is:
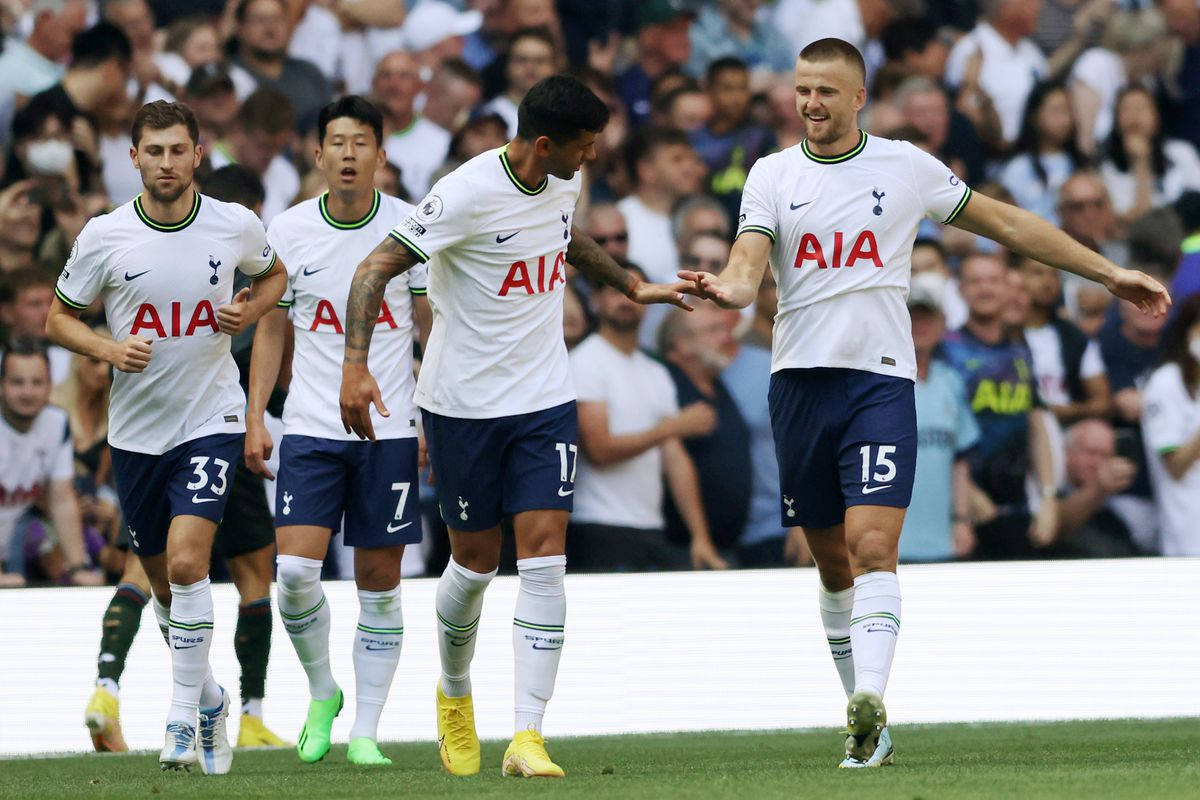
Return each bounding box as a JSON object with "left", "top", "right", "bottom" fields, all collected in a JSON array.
[
  {"left": 25, "top": 139, "right": 74, "bottom": 175},
  {"left": 1189, "top": 336, "right": 1200, "bottom": 363}
]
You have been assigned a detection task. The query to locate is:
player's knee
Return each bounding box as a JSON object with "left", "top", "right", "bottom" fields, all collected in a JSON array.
[
  {"left": 275, "top": 555, "right": 321, "bottom": 594},
  {"left": 847, "top": 529, "right": 898, "bottom": 572},
  {"left": 354, "top": 562, "right": 402, "bottom": 592},
  {"left": 166, "top": 554, "right": 209, "bottom": 586}
]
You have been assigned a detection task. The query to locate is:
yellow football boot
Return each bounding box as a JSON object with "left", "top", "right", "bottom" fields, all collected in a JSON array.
[
  {"left": 84, "top": 686, "right": 128, "bottom": 753},
  {"left": 436, "top": 683, "right": 480, "bottom": 776},
  {"left": 501, "top": 729, "right": 564, "bottom": 778},
  {"left": 237, "top": 712, "right": 290, "bottom": 747}
]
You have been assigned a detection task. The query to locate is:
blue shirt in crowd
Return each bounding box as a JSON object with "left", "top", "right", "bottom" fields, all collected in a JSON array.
[{"left": 723, "top": 343, "right": 787, "bottom": 548}]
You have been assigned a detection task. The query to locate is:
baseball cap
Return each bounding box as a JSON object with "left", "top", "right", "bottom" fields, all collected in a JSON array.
[
  {"left": 637, "top": 0, "right": 696, "bottom": 30},
  {"left": 403, "top": 1, "right": 484, "bottom": 52},
  {"left": 907, "top": 272, "right": 946, "bottom": 312},
  {"left": 185, "top": 62, "right": 235, "bottom": 98}
]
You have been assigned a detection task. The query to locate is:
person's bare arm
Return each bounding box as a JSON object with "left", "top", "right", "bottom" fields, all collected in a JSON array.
[
  {"left": 47, "top": 479, "right": 103, "bottom": 585},
  {"left": 677, "top": 230, "right": 772, "bottom": 310},
  {"left": 340, "top": 236, "right": 421, "bottom": 440},
  {"left": 46, "top": 299, "right": 152, "bottom": 372},
  {"left": 412, "top": 294, "right": 432, "bottom": 352},
  {"left": 567, "top": 226, "right": 692, "bottom": 309},
  {"left": 952, "top": 191, "right": 1170, "bottom": 316},
  {"left": 1027, "top": 409, "right": 1060, "bottom": 547},
  {"left": 661, "top": 437, "right": 728, "bottom": 570},
  {"left": 577, "top": 400, "right": 716, "bottom": 466},
  {"left": 952, "top": 458, "right": 976, "bottom": 558},
  {"left": 337, "top": 0, "right": 407, "bottom": 27},
  {"left": 245, "top": 306, "right": 289, "bottom": 478},
  {"left": 1162, "top": 430, "right": 1200, "bottom": 482},
  {"left": 1051, "top": 374, "right": 1112, "bottom": 424}
]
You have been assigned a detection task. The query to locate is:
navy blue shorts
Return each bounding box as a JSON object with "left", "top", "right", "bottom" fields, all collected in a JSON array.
[
  {"left": 422, "top": 401, "right": 578, "bottom": 532},
  {"left": 274, "top": 435, "right": 421, "bottom": 547},
  {"left": 111, "top": 433, "right": 244, "bottom": 557},
  {"left": 768, "top": 368, "right": 916, "bottom": 529}
]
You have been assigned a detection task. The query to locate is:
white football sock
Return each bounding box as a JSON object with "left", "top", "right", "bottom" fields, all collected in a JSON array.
[
  {"left": 849, "top": 571, "right": 901, "bottom": 698},
  {"left": 350, "top": 585, "right": 404, "bottom": 741},
  {"left": 512, "top": 555, "right": 566, "bottom": 734},
  {"left": 819, "top": 583, "right": 856, "bottom": 698},
  {"left": 151, "top": 595, "right": 170, "bottom": 643},
  {"left": 166, "top": 578, "right": 215, "bottom": 725},
  {"left": 435, "top": 558, "right": 495, "bottom": 698},
  {"left": 276, "top": 555, "right": 338, "bottom": 700}
]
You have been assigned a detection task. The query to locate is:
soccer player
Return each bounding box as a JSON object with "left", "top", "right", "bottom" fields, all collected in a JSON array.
[
  {"left": 339, "top": 75, "right": 691, "bottom": 778},
  {"left": 244, "top": 96, "right": 431, "bottom": 767},
  {"left": 83, "top": 165, "right": 287, "bottom": 755},
  {"left": 46, "top": 100, "right": 287, "bottom": 774},
  {"left": 678, "top": 38, "right": 1169, "bottom": 768}
]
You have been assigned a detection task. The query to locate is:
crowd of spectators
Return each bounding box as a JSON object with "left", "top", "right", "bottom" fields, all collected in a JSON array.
[{"left": 2, "top": 0, "right": 1199, "bottom": 586}]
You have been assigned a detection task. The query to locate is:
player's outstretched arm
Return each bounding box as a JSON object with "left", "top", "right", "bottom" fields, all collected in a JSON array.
[
  {"left": 567, "top": 226, "right": 693, "bottom": 309},
  {"left": 677, "top": 230, "right": 771, "bottom": 310},
  {"left": 340, "top": 236, "right": 420, "bottom": 440},
  {"left": 951, "top": 191, "right": 1171, "bottom": 316},
  {"left": 46, "top": 298, "right": 153, "bottom": 373}
]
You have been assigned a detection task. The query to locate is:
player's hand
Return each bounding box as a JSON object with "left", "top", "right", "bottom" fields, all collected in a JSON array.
[
  {"left": 340, "top": 363, "right": 389, "bottom": 441},
  {"left": 1106, "top": 267, "right": 1171, "bottom": 317},
  {"left": 676, "top": 270, "right": 749, "bottom": 309},
  {"left": 244, "top": 418, "right": 275, "bottom": 479},
  {"left": 109, "top": 335, "right": 152, "bottom": 373},
  {"left": 1028, "top": 496, "right": 1058, "bottom": 548},
  {"left": 952, "top": 520, "right": 976, "bottom": 558},
  {"left": 1096, "top": 456, "right": 1137, "bottom": 494},
  {"left": 672, "top": 401, "right": 718, "bottom": 438},
  {"left": 217, "top": 287, "right": 253, "bottom": 335},
  {"left": 629, "top": 279, "right": 693, "bottom": 310},
  {"left": 691, "top": 538, "right": 729, "bottom": 570}
]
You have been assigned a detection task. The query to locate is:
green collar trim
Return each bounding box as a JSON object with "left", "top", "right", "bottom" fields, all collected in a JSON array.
[
  {"left": 319, "top": 190, "right": 380, "bottom": 230},
  {"left": 133, "top": 191, "right": 201, "bottom": 232},
  {"left": 802, "top": 130, "right": 868, "bottom": 164},
  {"left": 499, "top": 144, "right": 547, "bottom": 195}
]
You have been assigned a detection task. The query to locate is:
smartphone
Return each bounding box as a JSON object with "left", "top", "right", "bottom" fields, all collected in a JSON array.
[
  {"left": 1114, "top": 428, "right": 1141, "bottom": 462},
  {"left": 27, "top": 173, "right": 69, "bottom": 209}
]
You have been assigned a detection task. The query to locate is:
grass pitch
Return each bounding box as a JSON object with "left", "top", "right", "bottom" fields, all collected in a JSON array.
[{"left": 4, "top": 718, "right": 1197, "bottom": 800}]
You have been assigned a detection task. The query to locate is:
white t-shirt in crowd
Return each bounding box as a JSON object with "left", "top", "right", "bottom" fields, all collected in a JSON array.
[
  {"left": 1069, "top": 47, "right": 1126, "bottom": 150},
  {"left": 615, "top": 194, "right": 678, "bottom": 284},
  {"left": 1099, "top": 139, "right": 1200, "bottom": 216},
  {"left": 738, "top": 132, "right": 971, "bottom": 381},
  {"left": 945, "top": 21, "right": 1048, "bottom": 144},
  {"left": 569, "top": 333, "right": 679, "bottom": 529},
  {"left": 385, "top": 116, "right": 452, "bottom": 201},
  {"left": 208, "top": 145, "right": 300, "bottom": 226},
  {"left": 1024, "top": 325, "right": 1105, "bottom": 407},
  {"left": 55, "top": 192, "right": 276, "bottom": 454},
  {"left": 269, "top": 191, "right": 426, "bottom": 441},
  {"left": 0, "top": 405, "right": 73, "bottom": 554},
  {"left": 389, "top": 145, "right": 580, "bottom": 418},
  {"left": 1141, "top": 362, "right": 1200, "bottom": 556}
]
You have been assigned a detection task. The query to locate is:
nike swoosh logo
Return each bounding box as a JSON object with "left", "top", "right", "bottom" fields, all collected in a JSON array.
[
  {"left": 365, "top": 644, "right": 396, "bottom": 651},
  {"left": 386, "top": 521, "right": 412, "bottom": 532},
  {"left": 124, "top": 270, "right": 151, "bottom": 281},
  {"left": 557, "top": 487, "right": 573, "bottom": 497},
  {"left": 172, "top": 644, "right": 197, "bottom": 650},
  {"left": 789, "top": 200, "right": 813, "bottom": 211},
  {"left": 302, "top": 266, "right": 327, "bottom": 276},
  {"left": 191, "top": 495, "right": 219, "bottom": 504},
  {"left": 861, "top": 484, "right": 893, "bottom": 495},
  {"left": 448, "top": 637, "right": 473, "bottom": 647},
  {"left": 495, "top": 231, "right": 520, "bottom": 243},
  {"left": 532, "top": 643, "right": 562, "bottom": 651}
]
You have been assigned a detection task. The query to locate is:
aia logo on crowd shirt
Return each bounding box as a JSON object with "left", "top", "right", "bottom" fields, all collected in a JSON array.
[
  {"left": 130, "top": 301, "right": 220, "bottom": 338},
  {"left": 498, "top": 250, "right": 567, "bottom": 296},
  {"left": 794, "top": 231, "right": 882, "bottom": 270},
  {"left": 310, "top": 300, "right": 402, "bottom": 333}
]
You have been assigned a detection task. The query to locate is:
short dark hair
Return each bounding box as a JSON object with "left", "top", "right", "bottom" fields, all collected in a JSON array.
[
  {"left": 1, "top": 339, "right": 51, "bottom": 380},
  {"left": 0, "top": 268, "right": 55, "bottom": 307},
  {"left": 912, "top": 237, "right": 947, "bottom": 260},
  {"left": 436, "top": 57, "right": 482, "bottom": 87},
  {"left": 516, "top": 74, "right": 609, "bottom": 144},
  {"left": 705, "top": 56, "right": 748, "bottom": 86},
  {"left": 200, "top": 164, "right": 265, "bottom": 211},
  {"left": 625, "top": 126, "right": 690, "bottom": 177},
  {"left": 235, "top": 0, "right": 284, "bottom": 23},
  {"left": 70, "top": 21, "right": 132, "bottom": 70},
  {"left": 238, "top": 87, "right": 294, "bottom": 135},
  {"left": 881, "top": 18, "right": 939, "bottom": 62},
  {"left": 798, "top": 37, "right": 866, "bottom": 83},
  {"left": 317, "top": 95, "right": 384, "bottom": 146},
  {"left": 131, "top": 100, "right": 200, "bottom": 147},
  {"left": 509, "top": 26, "right": 558, "bottom": 55}
]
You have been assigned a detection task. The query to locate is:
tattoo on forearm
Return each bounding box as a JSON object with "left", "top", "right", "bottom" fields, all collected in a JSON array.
[
  {"left": 344, "top": 237, "right": 417, "bottom": 361},
  {"left": 567, "top": 228, "right": 635, "bottom": 293}
]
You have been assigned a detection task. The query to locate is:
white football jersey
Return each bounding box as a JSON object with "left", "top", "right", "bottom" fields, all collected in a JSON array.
[
  {"left": 739, "top": 132, "right": 971, "bottom": 381},
  {"left": 0, "top": 405, "right": 73, "bottom": 552},
  {"left": 55, "top": 192, "right": 276, "bottom": 454},
  {"left": 389, "top": 145, "right": 581, "bottom": 418},
  {"left": 269, "top": 191, "right": 427, "bottom": 440}
]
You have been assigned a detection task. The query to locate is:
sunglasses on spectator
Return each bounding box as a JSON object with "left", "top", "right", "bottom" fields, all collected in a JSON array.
[
  {"left": 592, "top": 232, "right": 628, "bottom": 245},
  {"left": 682, "top": 255, "right": 724, "bottom": 270}
]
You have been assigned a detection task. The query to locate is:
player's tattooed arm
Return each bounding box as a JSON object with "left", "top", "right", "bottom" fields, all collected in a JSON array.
[
  {"left": 344, "top": 235, "right": 420, "bottom": 363},
  {"left": 568, "top": 226, "right": 692, "bottom": 309}
]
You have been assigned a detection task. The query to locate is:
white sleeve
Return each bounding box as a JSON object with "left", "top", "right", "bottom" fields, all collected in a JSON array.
[
  {"left": 571, "top": 347, "right": 609, "bottom": 404},
  {"left": 737, "top": 158, "right": 779, "bottom": 243},
  {"left": 407, "top": 262, "right": 429, "bottom": 295},
  {"left": 237, "top": 206, "right": 277, "bottom": 278},
  {"left": 906, "top": 144, "right": 973, "bottom": 224},
  {"left": 1069, "top": 48, "right": 1111, "bottom": 94},
  {"left": 265, "top": 217, "right": 295, "bottom": 307},
  {"left": 1142, "top": 368, "right": 1186, "bottom": 454},
  {"left": 54, "top": 219, "right": 109, "bottom": 310},
  {"left": 388, "top": 174, "right": 476, "bottom": 263},
  {"left": 1080, "top": 339, "right": 1104, "bottom": 380},
  {"left": 943, "top": 34, "right": 972, "bottom": 89}
]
